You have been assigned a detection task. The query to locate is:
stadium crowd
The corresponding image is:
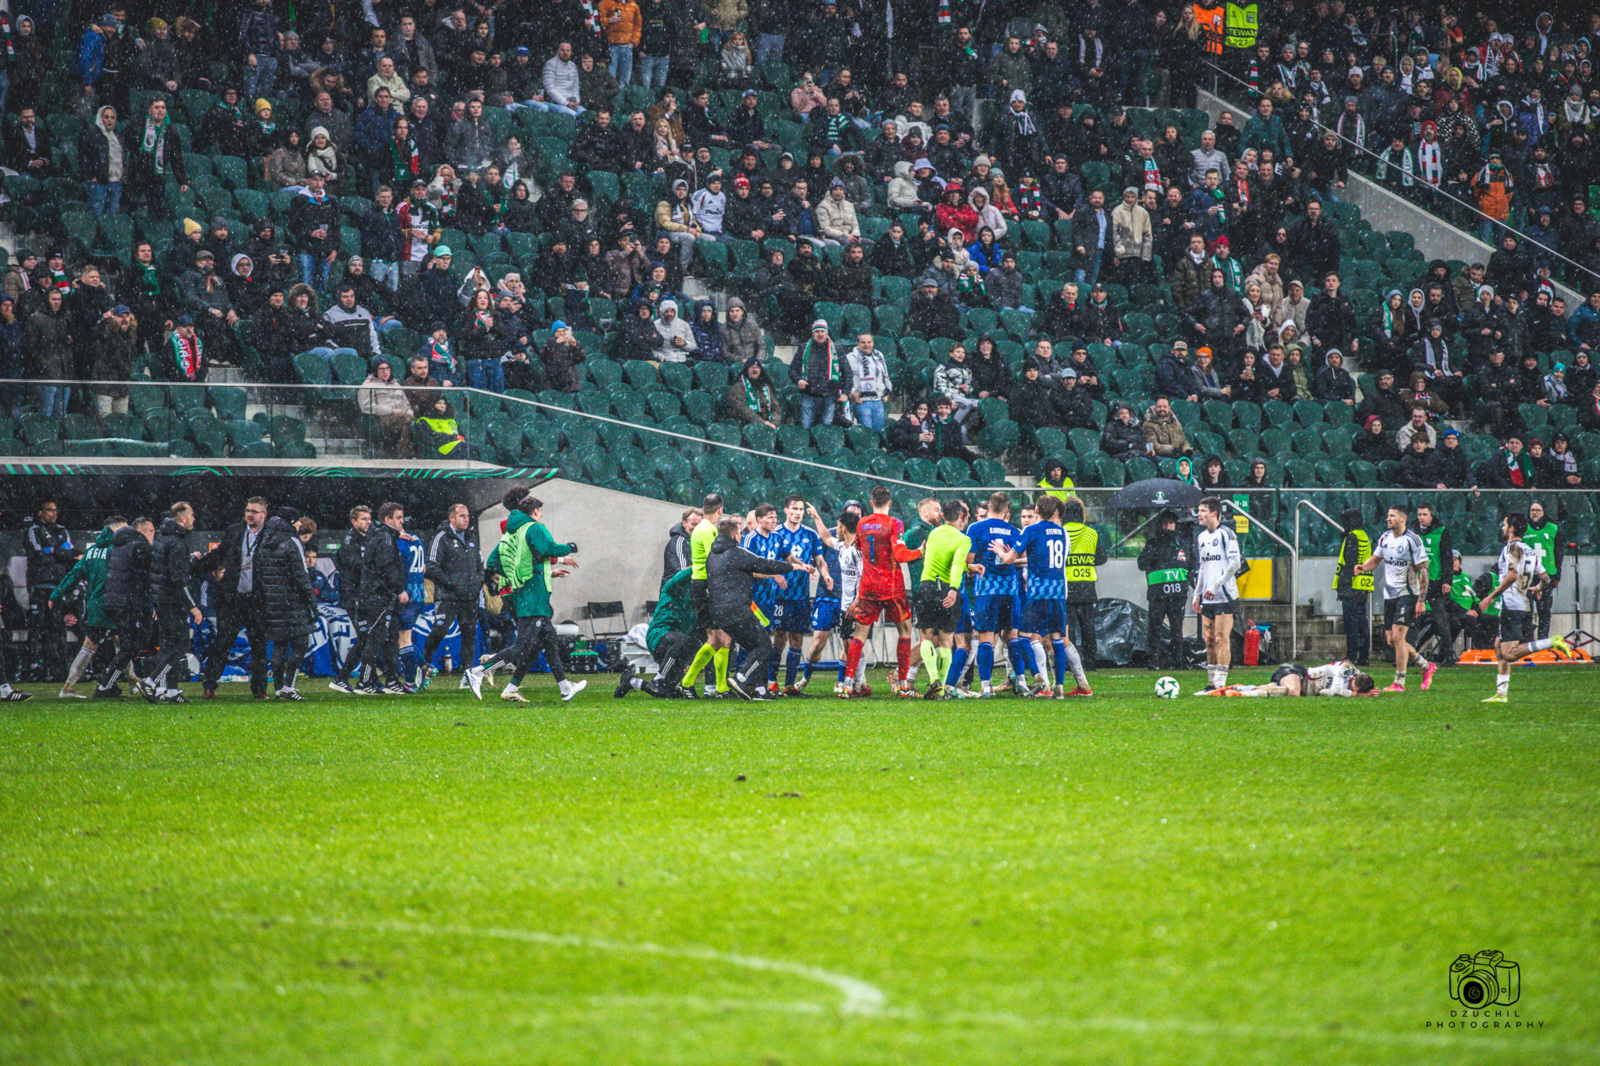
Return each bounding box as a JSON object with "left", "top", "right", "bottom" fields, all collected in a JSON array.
[{"left": 0, "top": 0, "right": 1597, "bottom": 494}]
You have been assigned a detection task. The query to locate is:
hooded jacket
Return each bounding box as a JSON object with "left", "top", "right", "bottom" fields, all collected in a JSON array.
[
  {"left": 485, "top": 508, "right": 575, "bottom": 619},
  {"left": 662, "top": 522, "right": 693, "bottom": 587},
  {"left": 103, "top": 524, "right": 153, "bottom": 615},
  {"left": 255, "top": 515, "right": 317, "bottom": 639},
  {"left": 705, "top": 532, "right": 798, "bottom": 620},
  {"left": 52, "top": 527, "right": 114, "bottom": 629},
  {"left": 151, "top": 517, "right": 198, "bottom": 609}
]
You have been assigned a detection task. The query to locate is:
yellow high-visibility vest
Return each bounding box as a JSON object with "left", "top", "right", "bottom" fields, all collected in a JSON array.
[{"left": 1224, "top": 1, "right": 1258, "bottom": 49}]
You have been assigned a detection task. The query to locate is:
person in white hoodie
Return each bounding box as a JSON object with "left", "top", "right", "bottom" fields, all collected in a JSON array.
[
  {"left": 653, "top": 299, "right": 697, "bottom": 363},
  {"left": 541, "top": 41, "right": 584, "bottom": 116},
  {"left": 691, "top": 171, "right": 728, "bottom": 240},
  {"left": 968, "top": 186, "right": 1007, "bottom": 242},
  {"left": 888, "top": 160, "right": 924, "bottom": 212}
]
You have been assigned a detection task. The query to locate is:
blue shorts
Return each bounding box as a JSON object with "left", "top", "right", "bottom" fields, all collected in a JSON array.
[
  {"left": 771, "top": 598, "right": 812, "bottom": 634},
  {"left": 811, "top": 597, "right": 841, "bottom": 633},
  {"left": 954, "top": 590, "right": 975, "bottom": 634},
  {"left": 398, "top": 601, "right": 422, "bottom": 629},
  {"left": 975, "top": 592, "right": 1024, "bottom": 633},
  {"left": 1023, "top": 598, "right": 1067, "bottom": 636}
]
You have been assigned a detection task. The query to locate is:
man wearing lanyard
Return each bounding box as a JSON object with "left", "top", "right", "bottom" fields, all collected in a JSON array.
[{"left": 192, "top": 497, "right": 270, "bottom": 699}]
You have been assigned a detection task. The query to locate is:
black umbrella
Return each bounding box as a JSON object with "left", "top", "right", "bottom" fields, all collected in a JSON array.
[{"left": 1103, "top": 478, "right": 1203, "bottom": 511}]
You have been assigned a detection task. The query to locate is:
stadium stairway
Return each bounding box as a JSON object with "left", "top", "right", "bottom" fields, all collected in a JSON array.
[{"left": 1238, "top": 602, "right": 1348, "bottom": 662}]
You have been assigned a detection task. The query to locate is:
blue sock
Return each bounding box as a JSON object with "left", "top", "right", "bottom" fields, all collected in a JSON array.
[
  {"left": 976, "top": 641, "right": 994, "bottom": 683},
  {"left": 803, "top": 659, "right": 815, "bottom": 680},
  {"left": 784, "top": 648, "right": 801, "bottom": 686},
  {"left": 1008, "top": 638, "right": 1035, "bottom": 683},
  {"left": 1052, "top": 640, "right": 1068, "bottom": 685},
  {"left": 399, "top": 645, "right": 418, "bottom": 678},
  {"left": 946, "top": 646, "right": 969, "bottom": 687}
]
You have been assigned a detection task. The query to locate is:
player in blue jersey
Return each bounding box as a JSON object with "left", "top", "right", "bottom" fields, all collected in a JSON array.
[
  {"left": 740, "top": 504, "right": 783, "bottom": 628},
  {"left": 796, "top": 502, "right": 856, "bottom": 693},
  {"left": 965, "top": 491, "right": 1040, "bottom": 697},
  {"left": 769, "top": 495, "right": 828, "bottom": 693},
  {"left": 994, "top": 495, "right": 1088, "bottom": 698},
  {"left": 395, "top": 518, "right": 428, "bottom": 686}
]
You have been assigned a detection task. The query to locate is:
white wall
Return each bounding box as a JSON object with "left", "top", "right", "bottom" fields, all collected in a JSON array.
[{"left": 479, "top": 479, "right": 689, "bottom": 629}]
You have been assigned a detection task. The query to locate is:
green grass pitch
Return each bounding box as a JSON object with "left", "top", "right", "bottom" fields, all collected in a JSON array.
[{"left": 3, "top": 664, "right": 1598, "bottom": 1065}]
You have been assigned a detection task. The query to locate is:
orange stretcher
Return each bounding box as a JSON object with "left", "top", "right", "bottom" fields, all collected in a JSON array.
[{"left": 1455, "top": 648, "right": 1594, "bottom": 665}]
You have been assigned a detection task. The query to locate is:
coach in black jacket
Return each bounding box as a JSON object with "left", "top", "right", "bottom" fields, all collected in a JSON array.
[
  {"left": 706, "top": 517, "right": 814, "bottom": 699},
  {"left": 419, "top": 503, "right": 483, "bottom": 685},
  {"left": 98, "top": 518, "right": 156, "bottom": 697},
  {"left": 336, "top": 502, "right": 408, "bottom": 691},
  {"left": 147, "top": 504, "right": 203, "bottom": 699},
  {"left": 661, "top": 514, "right": 696, "bottom": 586},
  {"left": 256, "top": 509, "right": 318, "bottom": 698},
  {"left": 192, "top": 497, "right": 271, "bottom": 698}
]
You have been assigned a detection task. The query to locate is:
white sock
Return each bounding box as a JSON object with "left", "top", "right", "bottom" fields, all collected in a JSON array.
[
  {"left": 66, "top": 645, "right": 96, "bottom": 687},
  {"left": 1529, "top": 638, "right": 1552, "bottom": 653},
  {"left": 1030, "top": 639, "right": 1048, "bottom": 681},
  {"left": 629, "top": 676, "right": 644, "bottom": 690},
  {"left": 558, "top": 679, "right": 573, "bottom": 696},
  {"left": 1216, "top": 665, "right": 1228, "bottom": 688},
  {"left": 905, "top": 663, "right": 919, "bottom": 684},
  {"left": 0, "top": 683, "right": 12, "bottom": 696},
  {"left": 1496, "top": 674, "right": 1509, "bottom": 694},
  {"left": 1065, "top": 642, "right": 1088, "bottom": 687}
]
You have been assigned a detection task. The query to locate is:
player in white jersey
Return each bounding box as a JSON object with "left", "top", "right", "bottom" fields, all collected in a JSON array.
[
  {"left": 1192, "top": 497, "right": 1242, "bottom": 693},
  {"left": 1477, "top": 512, "right": 1571, "bottom": 702},
  {"left": 1356, "top": 502, "right": 1436, "bottom": 692},
  {"left": 1211, "top": 660, "right": 1377, "bottom": 697}
]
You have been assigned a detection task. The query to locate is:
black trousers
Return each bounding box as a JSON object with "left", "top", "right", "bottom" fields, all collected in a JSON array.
[
  {"left": 1064, "top": 600, "right": 1097, "bottom": 670},
  {"left": 719, "top": 614, "right": 775, "bottom": 688},
  {"left": 1145, "top": 595, "right": 1186, "bottom": 669},
  {"left": 27, "top": 586, "right": 68, "bottom": 681},
  {"left": 649, "top": 631, "right": 700, "bottom": 691},
  {"left": 1341, "top": 596, "right": 1373, "bottom": 664},
  {"left": 102, "top": 609, "right": 154, "bottom": 686},
  {"left": 421, "top": 600, "right": 480, "bottom": 670},
  {"left": 481, "top": 614, "right": 568, "bottom": 685},
  {"left": 338, "top": 604, "right": 398, "bottom": 685},
  {"left": 147, "top": 608, "right": 193, "bottom": 690},
  {"left": 270, "top": 634, "right": 311, "bottom": 691},
  {"left": 202, "top": 595, "right": 267, "bottom": 694}
]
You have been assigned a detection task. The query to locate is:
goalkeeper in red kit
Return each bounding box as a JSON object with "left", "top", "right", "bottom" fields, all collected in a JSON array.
[{"left": 842, "top": 486, "right": 923, "bottom": 697}]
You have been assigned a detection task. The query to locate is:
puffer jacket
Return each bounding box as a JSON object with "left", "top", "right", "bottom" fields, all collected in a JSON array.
[
  {"left": 150, "top": 517, "right": 197, "bottom": 609},
  {"left": 721, "top": 298, "right": 763, "bottom": 364},
  {"left": 814, "top": 195, "right": 859, "bottom": 241},
  {"left": 255, "top": 516, "right": 317, "bottom": 639},
  {"left": 25, "top": 306, "right": 73, "bottom": 379},
  {"left": 706, "top": 532, "right": 798, "bottom": 620},
  {"left": 1140, "top": 406, "right": 1190, "bottom": 456},
  {"left": 363, "top": 523, "right": 407, "bottom": 609},
  {"left": 887, "top": 162, "right": 922, "bottom": 210},
  {"left": 103, "top": 524, "right": 153, "bottom": 616}
]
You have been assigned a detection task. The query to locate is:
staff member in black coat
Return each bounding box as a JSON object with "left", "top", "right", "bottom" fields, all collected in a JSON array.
[
  {"left": 705, "top": 516, "right": 815, "bottom": 700},
  {"left": 336, "top": 501, "right": 409, "bottom": 693},
  {"left": 96, "top": 518, "right": 157, "bottom": 699},
  {"left": 191, "top": 497, "right": 271, "bottom": 699},
  {"left": 147, "top": 503, "right": 203, "bottom": 701},
  {"left": 256, "top": 507, "right": 318, "bottom": 700},
  {"left": 419, "top": 503, "right": 484, "bottom": 688},
  {"left": 331, "top": 505, "right": 374, "bottom": 692},
  {"left": 1136, "top": 510, "right": 1192, "bottom": 670}
]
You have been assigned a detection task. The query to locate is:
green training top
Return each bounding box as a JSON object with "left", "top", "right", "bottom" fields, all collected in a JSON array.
[
  {"left": 690, "top": 519, "right": 718, "bottom": 580},
  {"left": 920, "top": 524, "right": 972, "bottom": 588},
  {"left": 903, "top": 518, "right": 934, "bottom": 587}
]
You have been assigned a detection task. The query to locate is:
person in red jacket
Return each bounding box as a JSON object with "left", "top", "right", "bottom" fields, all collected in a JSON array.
[{"left": 934, "top": 181, "right": 980, "bottom": 245}]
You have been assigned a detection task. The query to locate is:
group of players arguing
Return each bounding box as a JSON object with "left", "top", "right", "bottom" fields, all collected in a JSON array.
[
  {"left": 611, "top": 488, "right": 1575, "bottom": 705},
  {"left": 4, "top": 487, "right": 1571, "bottom": 705}
]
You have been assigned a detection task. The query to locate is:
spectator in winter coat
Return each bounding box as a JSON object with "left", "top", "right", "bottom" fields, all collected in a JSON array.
[
  {"left": 652, "top": 299, "right": 697, "bottom": 362},
  {"left": 1101, "top": 402, "right": 1144, "bottom": 459},
  {"left": 726, "top": 357, "right": 784, "bottom": 426},
  {"left": 1314, "top": 349, "right": 1356, "bottom": 403},
  {"left": 721, "top": 298, "right": 763, "bottom": 364},
  {"left": 540, "top": 322, "right": 585, "bottom": 391},
  {"left": 1141, "top": 397, "right": 1189, "bottom": 457},
  {"left": 690, "top": 302, "right": 725, "bottom": 363}
]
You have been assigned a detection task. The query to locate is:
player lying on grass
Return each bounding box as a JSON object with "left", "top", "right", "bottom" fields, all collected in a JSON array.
[
  {"left": 1478, "top": 512, "right": 1572, "bottom": 703},
  {"left": 1211, "top": 660, "right": 1378, "bottom": 697}
]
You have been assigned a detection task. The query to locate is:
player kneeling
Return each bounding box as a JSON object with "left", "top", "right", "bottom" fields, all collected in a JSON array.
[{"left": 1213, "top": 661, "right": 1378, "bottom": 697}]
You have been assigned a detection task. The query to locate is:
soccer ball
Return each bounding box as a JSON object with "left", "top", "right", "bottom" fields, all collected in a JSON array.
[
  {"left": 856, "top": 682, "right": 873, "bottom": 697},
  {"left": 1154, "top": 676, "right": 1181, "bottom": 699}
]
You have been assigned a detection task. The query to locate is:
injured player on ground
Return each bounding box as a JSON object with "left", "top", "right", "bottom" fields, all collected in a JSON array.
[{"left": 1211, "top": 661, "right": 1378, "bottom": 697}]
